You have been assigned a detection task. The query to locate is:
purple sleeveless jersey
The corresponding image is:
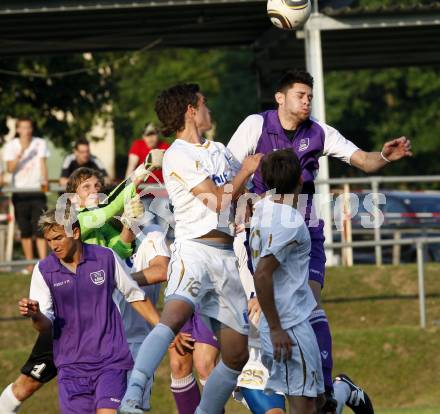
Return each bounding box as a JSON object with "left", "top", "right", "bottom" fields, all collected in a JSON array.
[
  {"left": 253, "top": 110, "right": 326, "bottom": 285},
  {"left": 38, "top": 244, "right": 133, "bottom": 376}
]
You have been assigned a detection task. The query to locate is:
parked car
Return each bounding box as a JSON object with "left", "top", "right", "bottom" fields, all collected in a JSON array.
[{"left": 331, "top": 191, "right": 440, "bottom": 263}]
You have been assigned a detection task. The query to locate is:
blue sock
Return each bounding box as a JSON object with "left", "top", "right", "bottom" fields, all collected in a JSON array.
[
  {"left": 195, "top": 361, "right": 241, "bottom": 414},
  {"left": 123, "top": 323, "right": 175, "bottom": 403}
]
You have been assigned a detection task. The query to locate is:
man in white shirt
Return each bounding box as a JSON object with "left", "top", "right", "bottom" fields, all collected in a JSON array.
[
  {"left": 3, "top": 118, "right": 49, "bottom": 273},
  {"left": 250, "top": 149, "right": 324, "bottom": 414},
  {"left": 120, "top": 83, "right": 262, "bottom": 414}
]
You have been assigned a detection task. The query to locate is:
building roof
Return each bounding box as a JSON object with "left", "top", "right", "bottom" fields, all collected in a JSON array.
[{"left": 0, "top": 1, "right": 439, "bottom": 78}]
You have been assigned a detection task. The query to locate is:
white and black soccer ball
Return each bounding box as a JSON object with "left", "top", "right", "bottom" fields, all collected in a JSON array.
[{"left": 267, "top": 0, "right": 312, "bottom": 30}]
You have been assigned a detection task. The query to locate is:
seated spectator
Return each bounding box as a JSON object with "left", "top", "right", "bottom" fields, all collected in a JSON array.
[
  {"left": 59, "top": 138, "right": 110, "bottom": 188},
  {"left": 3, "top": 117, "right": 49, "bottom": 273},
  {"left": 125, "top": 122, "right": 169, "bottom": 183}
]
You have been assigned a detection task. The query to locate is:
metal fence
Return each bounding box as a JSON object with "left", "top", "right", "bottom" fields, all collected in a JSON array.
[
  {"left": 315, "top": 175, "right": 440, "bottom": 266},
  {"left": 325, "top": 236, "right": 440, "bottom": 329}
]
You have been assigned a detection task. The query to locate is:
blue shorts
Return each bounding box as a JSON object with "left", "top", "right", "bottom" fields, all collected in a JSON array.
[{"left": 241, "top": 388, "right": 285, "bottom": 414}]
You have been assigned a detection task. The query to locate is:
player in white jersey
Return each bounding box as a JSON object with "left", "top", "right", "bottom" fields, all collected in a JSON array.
[
  {"left": 250, "top": 149, "right": 325, "bottom": 414},
  {"left": 234, "top": 231, "right": 287, "bottom": 414},
  {"left": 113, "top": 224, "right": 170, "bottom": 412},
  {"left": 120, "top": 83, "right": 263, "bottom": 414}
]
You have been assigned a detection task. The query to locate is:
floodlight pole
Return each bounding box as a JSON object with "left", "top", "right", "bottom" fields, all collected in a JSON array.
[{"left": 304, "top": 2, "right": 335, "bottom": 266}]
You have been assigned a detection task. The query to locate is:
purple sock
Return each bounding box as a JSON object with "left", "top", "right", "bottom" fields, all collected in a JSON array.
[
  {"left": 309, "top": 309, "right": 334, "bottom": 392},
  {"left": 171, "top": 374, "right": 201, "bottom": 414}
]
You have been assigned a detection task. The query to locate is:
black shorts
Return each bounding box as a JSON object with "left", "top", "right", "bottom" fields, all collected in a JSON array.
[
  {"left": 12, "top": 193, "right": 47, "bottom": 238},
  {"left": 21, "top": 332, "right": 57, "bottom": 383}
]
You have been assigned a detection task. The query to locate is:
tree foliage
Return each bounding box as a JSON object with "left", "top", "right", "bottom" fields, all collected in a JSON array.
[
  {"left": 0, "top": 55, "right": 110, "bottom": 148},
  {"left": 325, "top": 67, "right": 440, "bottom": 177}
]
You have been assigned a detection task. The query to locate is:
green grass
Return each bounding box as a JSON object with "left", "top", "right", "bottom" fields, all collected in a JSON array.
[{"left": 1, "top": 264, "right": 440, "bottom": 413}]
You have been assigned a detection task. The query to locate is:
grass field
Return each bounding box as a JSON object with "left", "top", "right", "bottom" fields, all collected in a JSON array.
[{"left": 1, "top": 264, "right": 440, "bottom": 413}]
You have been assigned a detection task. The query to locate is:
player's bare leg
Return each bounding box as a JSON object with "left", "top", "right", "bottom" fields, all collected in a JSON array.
[
  {"left": 288, "top": 395, "right": 317, "bottom": 414},
  {"left": 193, "top": 342, "right": 218, "bottom": 384},
  {"left": 12, "top": 375, "right": 43, "bottom": 401},
  {"left": 169, "top": 346, "right": 201, "bottom": 414},
  {"left": 0, "top": 375, "right": 43, "bottom": 413},
  {"left": 97, "top": 409, "right": 116, "bottom": 414}
]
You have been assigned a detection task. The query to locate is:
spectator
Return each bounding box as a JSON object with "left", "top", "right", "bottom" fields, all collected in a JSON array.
[
  {"left": 3, "top": 118, "right": 49, "bottom": 273},
  {"left": 59, "top": 138, "right": 110, "bottom": 188},
  {"left": 125, "top": 122, "right": 169, "bottom": 183}
]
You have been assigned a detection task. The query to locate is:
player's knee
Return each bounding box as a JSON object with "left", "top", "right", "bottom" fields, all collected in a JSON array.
[
  {"left": 223, "top": 346, "right": 249, "bottom": 371},
  {"left": 194, "top": 356, "right": 216, "bottom": 380},
  {"left": 12, "top": 375, "right": 42, "bottom": 401},
  {"left": 169, "top": 354, "right": 193, "bottom": 378}
]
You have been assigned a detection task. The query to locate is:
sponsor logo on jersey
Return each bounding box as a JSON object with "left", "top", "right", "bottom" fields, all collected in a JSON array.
[
  {"left": 90, "top": 269, "right": 106, "bottom": 286},
  {"left": 321, "top": 350, "right": 329, "bottom": 359},
  {"left": 211, "top": 172, "right": 228, "bottom": 186},
  {"left": 53, "top": 280, "right": 71, "bottom": 288},
  {"left": 299, "top": 138, "right": 310, "bottom": 152}
]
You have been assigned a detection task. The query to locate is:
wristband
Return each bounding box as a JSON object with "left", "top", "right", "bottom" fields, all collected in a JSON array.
[{"left": 380, "top": 151, "right": 391, "bottom": 163}]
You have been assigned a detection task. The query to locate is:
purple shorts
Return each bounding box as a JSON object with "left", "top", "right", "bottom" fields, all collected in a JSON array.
[
  {"left": 308, "top": 220, "right": 326, "bottom": 288},
  {"left": 180, "top": 309, "right": 219, "bottom": 349},
  {"left": 58, "top": 368, "right": 127, "bottom": 413}
]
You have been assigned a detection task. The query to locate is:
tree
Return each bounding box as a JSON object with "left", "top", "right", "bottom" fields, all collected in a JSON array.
[{"left": 0, "top": 54, "right": 111, "bottom": 148}]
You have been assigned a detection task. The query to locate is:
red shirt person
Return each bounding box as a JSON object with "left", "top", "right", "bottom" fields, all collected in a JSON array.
[{"left": 125, "top": 122, "right": 169, "bottom": 184}]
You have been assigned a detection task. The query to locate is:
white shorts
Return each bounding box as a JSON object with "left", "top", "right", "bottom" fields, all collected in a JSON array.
[
  {"left": 260, "top": 320, "right": 324, "bottom": 398},
  {"left": 165, "top": 239, "right": 249, "bottom": 335},
  {"left": 128, "top": 342, "right": 154, "bottom": 411}
]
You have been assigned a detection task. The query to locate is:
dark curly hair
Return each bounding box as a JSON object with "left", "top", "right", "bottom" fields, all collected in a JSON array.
[
  {"left": 276, "top": 70, "right": 314, "bottom": 94},
  {"left": 154, "top": 83, "right": 200, "bottom": 137}
]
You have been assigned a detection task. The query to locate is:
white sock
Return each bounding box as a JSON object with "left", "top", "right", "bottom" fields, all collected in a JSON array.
[
  {"left": 334, "top": 380, "right": 351, "bottom": 414},
  {"left": 0, "top": 384, "right": 21, "bottom": 413}
]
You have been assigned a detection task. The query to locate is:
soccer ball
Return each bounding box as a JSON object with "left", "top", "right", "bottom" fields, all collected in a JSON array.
[{"left": 267, "top": 0, "right": 312, "bottom": 30}]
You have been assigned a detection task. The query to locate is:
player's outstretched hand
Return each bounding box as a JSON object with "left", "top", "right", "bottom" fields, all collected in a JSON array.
[
  {"left": 171, "top": 332, "right": 195, "bottom": 356},
  {"left": 382, "top": 136, "right": 412, "bottom": 161},
  {"left": 271, "top": 328, "right": 294, "bottom": 363},
  {"left": 19, "top": 298, "right": 40, "bottom": 318},
  {"left": 242, "top": 153, "right": 264, "bottom": 175}
]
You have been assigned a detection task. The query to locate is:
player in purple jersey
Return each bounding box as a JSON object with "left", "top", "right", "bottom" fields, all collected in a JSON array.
[
  {"left": 228, "top": 70, "right": 411, "bottom": 413},
  {"left": 17, "top": 209, "right": 160, "bottom": 414}
]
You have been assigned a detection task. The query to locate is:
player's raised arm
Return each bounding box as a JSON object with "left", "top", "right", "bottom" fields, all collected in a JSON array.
[
  {"left": 350, "top": 136, "right": 412, "bottom": 173},
  {"left": 254, "top": 254, "right": 293, "bottom": 363}
]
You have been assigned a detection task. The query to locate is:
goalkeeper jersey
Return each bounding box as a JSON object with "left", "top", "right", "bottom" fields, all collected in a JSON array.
[{"left": 78, "top": 182, "right": 136, "bottom": 259}]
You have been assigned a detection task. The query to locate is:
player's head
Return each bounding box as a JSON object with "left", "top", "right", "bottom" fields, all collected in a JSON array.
[
  {"left": 155, "top": 83, "right": 212, "bottom": 137},
  {"left": 66, "top": 167, "right": 104, "bottom": 208},
  {"left": 73, "top": 138, "right": 91, "bottom": 165},
  {"left": 142, "top": 122, "right": 159, "bottom": 148},
  {"left": 16, "top": 117, "right": 34, "bottom": 139},
  {"left": 261, "top": 149, "right": 302, "bottom": 194},
  {"left": 39, "top": 209, "right": 81, "bottom": 260},
  {"left": 275, "top": 70, "right": 313, "bottom": 123}
]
